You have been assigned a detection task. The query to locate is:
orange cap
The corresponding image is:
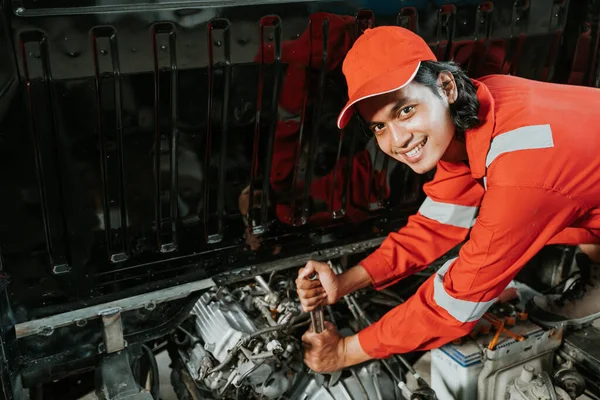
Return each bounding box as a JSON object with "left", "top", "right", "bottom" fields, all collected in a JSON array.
[{"left": 337, "top": 26, "right": 436, "bottom": 129}]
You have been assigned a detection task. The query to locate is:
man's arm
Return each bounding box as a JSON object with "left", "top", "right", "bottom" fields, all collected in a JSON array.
[
  {"left": 358, "top": 185, "right": 581, "bottom": 358},
  {"left": 298, "top": 161, "right": 484, "bottom": 311},
  {"left": 360, "top": 161, "right": 484, "bottom": 290},
  {"left": 303, "top": 185, "right": 583, "bottom": 372}
]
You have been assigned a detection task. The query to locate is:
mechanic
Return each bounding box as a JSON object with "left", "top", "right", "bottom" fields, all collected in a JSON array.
[{"left": 296, "top": 26, "right": 600, "bottom": 373}]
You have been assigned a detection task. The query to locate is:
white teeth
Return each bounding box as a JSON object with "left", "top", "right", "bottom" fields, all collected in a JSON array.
[{"left": 405, "top": 140, "right": 426, "bottom": 158}]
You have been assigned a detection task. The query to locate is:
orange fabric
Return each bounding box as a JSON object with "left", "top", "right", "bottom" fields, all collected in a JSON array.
[{"left": 358, "top": 75, "right": 600, "bottom": 358}]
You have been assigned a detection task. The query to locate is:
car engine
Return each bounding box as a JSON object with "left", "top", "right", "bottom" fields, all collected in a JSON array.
[
  {"left": 169, "top": 255, "right": 592, "bottom": 400},
  {"left": 170, "top": 270, "right": 403, "bottom": 400}
]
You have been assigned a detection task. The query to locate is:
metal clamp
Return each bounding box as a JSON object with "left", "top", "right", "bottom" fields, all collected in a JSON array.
[
  {"left": 397, "top": 7, "right": 418, "bottom": 33},
  {"left": 99, "top": 307, "right": 125, "bottom": 354}
]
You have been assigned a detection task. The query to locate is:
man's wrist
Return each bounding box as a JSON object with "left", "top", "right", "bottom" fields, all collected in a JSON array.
[
  {"left": 337, "top": 265, "right": 372, "bottom": 299},
  {"left": 337, "top": 336, "right": 348, "bottom": 369},
  {"left": 338, "top": 333, "right": 373, "bottom": 368}
]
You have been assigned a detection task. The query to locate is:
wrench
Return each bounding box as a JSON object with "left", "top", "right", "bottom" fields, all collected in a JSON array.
[
  {"left": 308, "top": 272, "right": 325, "bottom": 333},
  {"left": 307, "top": 266, "right": 342, "bottom": 387}
]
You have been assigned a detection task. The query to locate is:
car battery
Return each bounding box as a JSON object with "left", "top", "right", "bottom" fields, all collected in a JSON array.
[{"left": 430, "top": 307, "right": 562, "bottom": 400}]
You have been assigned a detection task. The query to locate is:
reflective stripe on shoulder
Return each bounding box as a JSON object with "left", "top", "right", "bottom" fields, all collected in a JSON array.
[
  {"left": 485, "top": 124, "right": 554, "bottom": 168},
  {"left": 433, "top": 258, "right": 497, "bottom": 323},
  {"left": 418, "top": 197, "right": 478, "bottom": 229}
]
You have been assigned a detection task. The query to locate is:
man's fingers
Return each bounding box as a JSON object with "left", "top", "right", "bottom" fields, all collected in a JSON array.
[
  {"left": 298, "top": 262, "right": 316, "bottom": 279},
  {"left": 312, "top": 261, "right": 332, "bottom": 274},
  {"left": 300, "top": 296, "right": 326, "bottom": 312},
  {"left": 298, "top": 287, "right": 325, "bottom": 299},
  {"left": 296, "top": 278, "right": 322, "bottom": 290},
  {"left": 302, "top": 329, "right": 316, "bottom": 343},
  {"left": 323, "top": 321, "right": 335, "bottom": 331}
]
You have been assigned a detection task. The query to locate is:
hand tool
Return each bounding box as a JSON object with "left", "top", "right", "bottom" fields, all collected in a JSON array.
[
  {"left": 308, "top": 272, "right": 325, "bottom": 333},
  {"left": 306, "top": 265, "right": 341, "bottom": 387}
]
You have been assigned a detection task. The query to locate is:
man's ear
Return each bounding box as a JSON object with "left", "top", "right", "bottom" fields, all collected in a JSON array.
[{"left": 438, "top": 71, "right": 458, "bottom": 104}]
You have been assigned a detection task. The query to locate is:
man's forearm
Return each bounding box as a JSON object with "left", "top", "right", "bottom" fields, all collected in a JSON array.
[
  {"left": 338, "top": 333, "right": 373, "bottom": 368},
  {"left": 336, "top": 265, "right": 372, "bottom": 299}
]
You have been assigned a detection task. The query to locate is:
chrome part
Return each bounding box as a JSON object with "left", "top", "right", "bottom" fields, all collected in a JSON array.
[
  {"left": 307, "top": 272, "right": 325, "bottom": 333},
  {"left": 310, "top": 307, "right": 325, "bottom": 333}
]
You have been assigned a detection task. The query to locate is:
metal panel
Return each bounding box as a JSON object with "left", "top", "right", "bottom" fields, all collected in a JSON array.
[
  {"left": 0, "top": 5, "right": 17, "bottom": 121},
  {"left": 0, "top": 0, "right": 588, "bottom": 320}
]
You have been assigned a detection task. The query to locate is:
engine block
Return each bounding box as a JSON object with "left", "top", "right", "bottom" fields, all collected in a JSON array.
[
  {"left": 193, "top": 291, "right": 258, "bottom": 362},
  {"left": 178, "top": 280, "right": 402, "bottom": 399}
]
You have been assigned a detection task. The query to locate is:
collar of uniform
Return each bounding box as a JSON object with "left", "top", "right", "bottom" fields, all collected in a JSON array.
[{"left": 465, "top": 79, "right": 496, "bottom": 179}]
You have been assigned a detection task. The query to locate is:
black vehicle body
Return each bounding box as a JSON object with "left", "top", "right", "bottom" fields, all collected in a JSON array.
[{"left": 0, "top": 0, "right": 599, "bottom": 398}]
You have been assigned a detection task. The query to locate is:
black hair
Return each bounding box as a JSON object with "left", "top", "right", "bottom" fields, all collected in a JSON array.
[{"left": 413, "top": 61, "right": 480, "bottom": 136}]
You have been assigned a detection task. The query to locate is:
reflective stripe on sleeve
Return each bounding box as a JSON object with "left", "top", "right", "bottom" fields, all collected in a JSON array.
[
  {"left": 418, "top": 197, "right": 478, "bottom": 229},
  {"left": 485, "top": 124, "right": 554, "bottom": 168},
  {"left": 433, "top": 258, "right": 497, "bottom": 323},
  {"left": 483, "top": 124, "right": 554, "bottom": 190}
]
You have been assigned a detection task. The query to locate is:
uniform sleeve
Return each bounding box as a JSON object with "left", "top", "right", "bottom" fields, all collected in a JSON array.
[
  {"left": 360, "top": 161, "right": 485, "bottom": 289},
  {"left": 357, "top": 185, "right": 583, "bottom": 358}
]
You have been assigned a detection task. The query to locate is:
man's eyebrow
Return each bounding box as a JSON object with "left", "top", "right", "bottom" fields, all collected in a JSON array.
[
  {"left": 366, "top": 97, "right": 413, "bottom": 126},
  {"left": 390, "top": 97, "right": 412, "bottom": 116}
]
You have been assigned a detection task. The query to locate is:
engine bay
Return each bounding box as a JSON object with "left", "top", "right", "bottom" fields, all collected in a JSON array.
[
  {"left": 169, "top": 268, "right": 407, "bottom": 400},
  {"left": 166, "top": 254, "right": 593, "bottom": 400}
]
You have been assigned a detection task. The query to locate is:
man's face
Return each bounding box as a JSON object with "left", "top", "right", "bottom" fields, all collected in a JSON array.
[{"left": 356, "top": 74, "right": 457, "bottom": 174}]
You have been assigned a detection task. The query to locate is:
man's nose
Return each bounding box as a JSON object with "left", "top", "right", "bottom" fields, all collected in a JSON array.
[{"left": 389, "top": 125, "right": 412, "bottom": 152}]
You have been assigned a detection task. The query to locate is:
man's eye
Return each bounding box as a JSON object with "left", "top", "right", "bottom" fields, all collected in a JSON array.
[
  {"left": 371, "top": 123, "right": 385, "bottom": 134},
  {"left": 399, "top": 106, "right": 414, "bottom": 117}
]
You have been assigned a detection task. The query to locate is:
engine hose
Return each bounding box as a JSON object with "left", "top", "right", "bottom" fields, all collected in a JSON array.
[{"left": 141, "top": 345, "right": 160, "bottom": 400}]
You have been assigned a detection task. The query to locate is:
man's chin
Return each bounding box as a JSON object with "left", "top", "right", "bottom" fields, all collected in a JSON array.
[{"left": 409, "top": 160, "right": 436, "bottom": 175}]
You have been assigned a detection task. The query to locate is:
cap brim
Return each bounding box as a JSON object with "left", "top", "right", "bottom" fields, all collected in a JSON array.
[{"left": 337, "top": 61, "right": 422, "bottom": 129}]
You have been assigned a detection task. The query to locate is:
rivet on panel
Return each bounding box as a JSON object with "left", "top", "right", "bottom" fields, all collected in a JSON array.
[
  {"left": 75, "top": 319, "right": 87, "bottom": 328},
  {"left": 40, "top": 326, "right": 54, "bottom": 336}
]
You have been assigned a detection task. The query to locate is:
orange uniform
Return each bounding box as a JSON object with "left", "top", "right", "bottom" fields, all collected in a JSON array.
[{"left": 357, "top": 74, "right": 600, "bottom": 358}]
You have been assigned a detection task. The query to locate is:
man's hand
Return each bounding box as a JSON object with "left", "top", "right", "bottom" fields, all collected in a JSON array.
[
  {"left": 302, "top": 322, "right": 346, "bottom": 373},
  {"left": 296, "top": 261, "right": 340, "bottom": 312}
]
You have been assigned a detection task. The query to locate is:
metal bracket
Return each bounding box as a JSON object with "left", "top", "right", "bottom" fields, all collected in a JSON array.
[
  {"left": 100, "top": 307, "right": 125, "bottom": 354},
  {"left": 511, "top": 0, "right": 530, "bottom": 37},
  {"left": 475, "top": 2, "right": 494, "bottom": 42},
  {"left": 397, "top": 7, "right": 418, "bottom": 33},
  {"left": 355, "top": 9, "right": 374, "bottom": 37},
  {"left": 435, "top": 4, "right": 457, "bottom": 61},
  {"left": 549, "top": 0, "right": 568, "bottom": 32}
]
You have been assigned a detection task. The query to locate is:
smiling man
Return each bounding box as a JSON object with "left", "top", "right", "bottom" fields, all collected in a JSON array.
[{"left": 296, "top": 26, "right": 600, "bottom": 373}]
